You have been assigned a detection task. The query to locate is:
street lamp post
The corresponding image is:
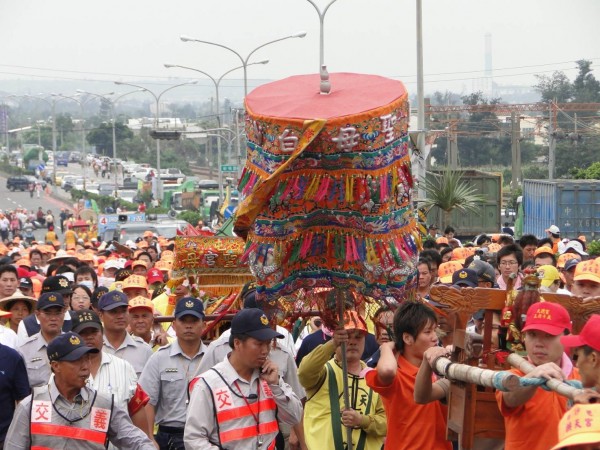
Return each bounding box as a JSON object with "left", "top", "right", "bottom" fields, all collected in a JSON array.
[
  {"left": 114, "top": 80, "right": 197, "bottom": 203},
  {"left": 164, "top": 60, "right": 268, "bottom": 166},
  {"left": 76, "top": 89, "right": 141, "bottom": 193},
  {"left": 304, "top": 0, "right": 339, "bottom": 73},
  {"left": 24, "top": 95, "right": 67, "bottom": 186},
  {"left": 51, "top": 93, "right": 105, "bottom": 190},
  {"left": 180, "top": 31, "right": 306, "bottom": 98}
]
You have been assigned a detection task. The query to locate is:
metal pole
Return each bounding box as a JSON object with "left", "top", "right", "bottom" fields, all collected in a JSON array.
[
  {"left": 51, "top": 101, "right": 57, "bottom": 185},
  {"left": 112, "top": 106, "right": 118, "bottom": 194},
  {"left": 416, "top": 0, "right": 426, "bottom": 200},
  {"left": 511, "top": 112, "right": 518, "bottom": 190},
  {"left": 81, "top": 104, "right": 87, "bottom": 190},
  {"left": 155, "top": 97, "right": 162, "bottom": 203},
  {"left": 548, "top": 102, "right": 556, "bottom": 180},
  {"left": 305, "top": 0, "right": 337, "bottom": 73}
]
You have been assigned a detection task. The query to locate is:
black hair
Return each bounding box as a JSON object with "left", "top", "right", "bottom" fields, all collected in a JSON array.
[
  {"left": 74, "top": 266, "right": 98, "bottom": 288},
  {"left": 534, "top": 250, "right": 557, "bottom": 266},
  {"left": 581, "top": 345, "right": 598, "bottom": 356},
  {"left": 519, "top": 234, "right": 539, "bottom": 249},
  {"left": 420, "top": 249, "right": 442, "bottom": 268},
  {"left": 422, "top": 239, "right": 437, "bottom": 250},
  {"left": 71, "top": 284, "right": 93, "bottom": 309},
  {"left": 444, "top": 226, "right": 455, "bottom": 235},
  {"left": 0, "top": 264, "right": 18, "bottom": 278},
  {"left": 475, "top": 234, "right": 492, "bottom": 247},
  {"left": 229, "top": 334, "right": 251, "bottom": 349},
  {"left": 91, "top": 287, "right": 109, "bottom": 309},
  {"left": 537, "top": 237, "right": 553, "bottom": 248},
  {"left": 4, "top": 299, "right": 33, "bottom": 314},
  {"left": 55, "top": 265, "right": 73, "bottom": 276},
  {"left": 136, "top": 251, "right": 152, "bottom": 261},
  {"left": 498, "top": 235, "right": 515, "bottom": 246},
  {"left": 46, "top": 263, "right": 59, "bottom": 277},
  {"left": 62, "top": 257, "right": 81, "bottom": 269},
  {"left": 496, "top": 244, "right": 523, "bottom": 267},
  {"left": 440, "top": 247, "right": 453, "bottom": 260},
  {"left": 393, "top": 301, "right": 437, "bottom": 353}
]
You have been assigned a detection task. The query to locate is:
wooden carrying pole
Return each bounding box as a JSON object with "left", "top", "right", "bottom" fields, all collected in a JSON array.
[
  {"left": 507, "top": 353, "right": 583, "bottom": 399},
  {"left": 337, "top": 289, "right": 354, "bottom": 450},
  {"left": 433, "top": 357, "right": 521, "bottom": 392}
]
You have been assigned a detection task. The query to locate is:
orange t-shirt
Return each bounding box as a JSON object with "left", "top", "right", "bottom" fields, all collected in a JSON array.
[
  {"left": 365, "top": 354, "right": 452, "bottom": 450},
  {"left": 495, "top": 366, "right": 580, "bottom": 450}
]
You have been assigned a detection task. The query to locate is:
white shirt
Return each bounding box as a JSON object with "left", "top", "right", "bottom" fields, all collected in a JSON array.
[{"left": 0, "top": 325, "right": 18, "bottom": 348}]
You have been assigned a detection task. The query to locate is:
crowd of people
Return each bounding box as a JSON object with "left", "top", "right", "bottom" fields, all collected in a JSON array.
[{"left": 0, "top": 219, "right": 600, "bottom": 449}]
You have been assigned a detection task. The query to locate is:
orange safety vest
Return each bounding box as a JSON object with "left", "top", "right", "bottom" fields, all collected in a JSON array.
[
  {"left": 195, "top": 368, "right": 279, "bottom": 449},
  {"left": 29, "top": 385, "right": 114, "bottom": 450}
]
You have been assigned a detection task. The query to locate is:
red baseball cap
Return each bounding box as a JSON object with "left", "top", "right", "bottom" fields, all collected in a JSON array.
[
  {"left": 522, "top": 302, "right": 572, "bottom": 336},
  {"left": 146, "top": 268, "right": 164, "bottom": 284},
  {"left": 561, "top": 315, "right": 600, "bottom": 352}
]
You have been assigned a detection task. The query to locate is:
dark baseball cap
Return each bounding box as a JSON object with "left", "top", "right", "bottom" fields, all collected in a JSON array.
[
  {"left": 19, "top": 277, "right": 33, "bottom": 289},
  {"left": 71, "top": 309, "right": 103, "bottom": 334},
  {"left": 174, "top": 297, "right": 205, "bottom": 319},
  {"left": 452, "top": 268, "right": 479, "bottom": 288},
  {"left": 564, "top": 258, "right": 580, "bottom": 272},
  {"left": 42, "top": 275, "right": 73, "bottom": 295},
  {"left": 47, "top": 332, "right": 99, "bottom": 362},
  {"left": 230, "top": 308, "right": 284, "bottom": 341},
  {"left": 468, "top": 260, "right": 496, "bottom": 284},
  {"left": 98, "top": 291, "right": 129, "bottom": 311},
  {"left": 37, "top": 292, "right": 66, "bottom": 310}
]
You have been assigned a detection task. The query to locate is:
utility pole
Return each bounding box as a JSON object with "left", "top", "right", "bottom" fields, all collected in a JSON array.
[
  {"left": 510, "top": 112, "right": 521, "bottom": 189},
  {"left": 548, "top": 102, "right": 556, "bottom": 180},
  {"left": 448, "top": 121, "right": 459, "bottom": 169}
]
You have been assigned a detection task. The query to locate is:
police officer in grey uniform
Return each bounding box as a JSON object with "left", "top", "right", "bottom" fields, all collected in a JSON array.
[
  {"left": 97, "top": 291, "right": 152, "bottom": 376},
  {"left": 19, "top": 292, "right": 67, "bottom": 388},
  {"left": 139, "top": 297, "right": 207, "bottom": 450},
  {"left": 5, "top": 332, "right": 155, "bottom": 449}
]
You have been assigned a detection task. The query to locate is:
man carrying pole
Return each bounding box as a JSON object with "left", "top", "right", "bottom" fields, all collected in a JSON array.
[{"left": 495, "top": 302, "right": 581, "bottom": 450}]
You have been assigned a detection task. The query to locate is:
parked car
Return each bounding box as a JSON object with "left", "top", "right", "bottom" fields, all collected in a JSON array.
[
  {"left": 118, "top": 177, "right": 141, "bottom": 190},
  {"left": 61, "top": 175, "right": 78, "bottom": 191},
  {"left": 98, "top": 183, "right": 116, "bottom": 197},
  {"left": 160, "top": 168, "right": 185, "bottom": 181},
  {"left": 6, "top": 176, "right": 30, "bottom": 191},
  {"left": 56, "top": 152, "right": 69, "bottom": 166},
  {"left": 69, "top": 152, "right": 82, "bottom": 163},
  {"left": 132, "top": 167, "right": 157, "bottom": 180}
]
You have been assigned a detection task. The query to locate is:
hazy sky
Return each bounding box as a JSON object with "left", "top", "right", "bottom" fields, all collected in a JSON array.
[{"left": 1, "top": 0, "right": 599, "bottom": 98}]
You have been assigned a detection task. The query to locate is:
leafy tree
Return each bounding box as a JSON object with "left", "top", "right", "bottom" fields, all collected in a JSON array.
[
  {"left": 55, "top": 114, "right": 74, "bottom": 134},
  {"left": 573, "top": 59, "right": 600, "bottom": 102},
  {"left": 86, "top": 122, "right": 133, "bottom": 155},
  {"left": 421, "top": 170, "right": 485, "bottom": 230},
  {"left": 571, "top": 161, "right": 600, "bottom": 179},
  {"left": 534, "top": 71, "right": 573, "bottom": 102}
]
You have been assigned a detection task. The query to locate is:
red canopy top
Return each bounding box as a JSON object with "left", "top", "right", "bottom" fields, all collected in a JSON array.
[{"left": 245, "top": 72, "right": 407, "bottom": 120}]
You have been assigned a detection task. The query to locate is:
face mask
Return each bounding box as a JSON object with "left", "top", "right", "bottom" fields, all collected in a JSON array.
[{"left": 79, "top": 280, "right": 94, "bottom": 290}]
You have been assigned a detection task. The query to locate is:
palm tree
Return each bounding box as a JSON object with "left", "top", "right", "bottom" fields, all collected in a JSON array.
[{"left": 420, "top": 170, "right": 485, "bottom": 231}]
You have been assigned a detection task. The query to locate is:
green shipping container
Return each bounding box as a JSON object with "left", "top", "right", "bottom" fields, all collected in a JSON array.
[{"left": 425, "top": 170, "right": 502, "bottom": 239}]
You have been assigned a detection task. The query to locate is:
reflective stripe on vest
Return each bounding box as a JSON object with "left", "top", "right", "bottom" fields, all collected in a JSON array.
[
  {"left": 31, "top": 423, "right": 108, "bottom": 444},
  {"left": 216, "top": 398, "right": 276, "bottom": 422},
  {"left": 29, "top": 386, "right": 113, "bottom": 450},
  {"left": 202, "top": 369, "right": 279, "bottom": 448},
  {"left": 219, "top": 420, "right": 280, "bottom": 443}
]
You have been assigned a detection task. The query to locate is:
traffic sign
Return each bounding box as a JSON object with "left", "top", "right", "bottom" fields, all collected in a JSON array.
[{"left": 220, "top": 165, "right": 238, "bottom": 173}]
